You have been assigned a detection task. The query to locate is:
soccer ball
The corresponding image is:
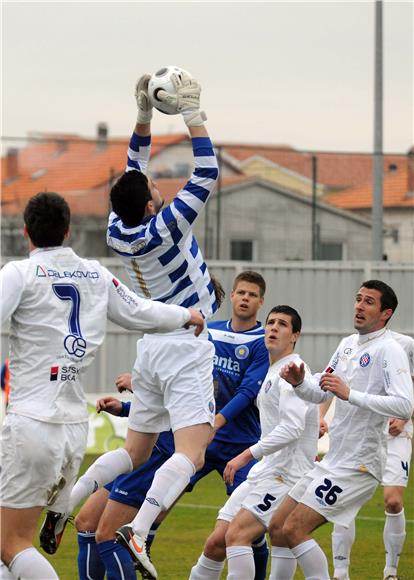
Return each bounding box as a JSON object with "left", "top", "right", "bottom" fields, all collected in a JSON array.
[{"left": 148, "top": 65, "right": 192, "bottom": 115}]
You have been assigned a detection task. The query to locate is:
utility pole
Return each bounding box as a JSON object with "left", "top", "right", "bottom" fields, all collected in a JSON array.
[
  {"left": 372, "top": 0, "right": 384, "bottom": 260},
  {"left": 215, "top": 146, "right": 222, "bottom": 260},
  {"left": 311, "top": 155, "right": 318, "bottom": 260}
]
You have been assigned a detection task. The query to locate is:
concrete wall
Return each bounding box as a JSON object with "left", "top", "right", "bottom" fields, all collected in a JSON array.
[{"left": 194, "top": 182, "right": 372, "bottom": 261}]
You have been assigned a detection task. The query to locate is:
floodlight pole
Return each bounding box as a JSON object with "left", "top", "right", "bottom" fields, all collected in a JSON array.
[{"left": 372, "top": 0, "right": 384, "bottom": 260}]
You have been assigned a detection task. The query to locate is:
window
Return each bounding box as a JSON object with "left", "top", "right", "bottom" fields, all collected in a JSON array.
[
  {"left": 318, "top": 242, "right": 343, "bottom": 260},
  {"left": 231, "top": 240, "right": 254, "bottom": 261}
]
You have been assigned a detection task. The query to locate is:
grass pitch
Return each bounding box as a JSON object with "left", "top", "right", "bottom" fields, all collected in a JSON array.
[{"left": 38, "top": 456, "right": 414, "bottom": 579}]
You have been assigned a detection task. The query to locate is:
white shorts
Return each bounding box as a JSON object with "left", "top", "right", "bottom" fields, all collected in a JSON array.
[
  {"left": 289, "top": 462, "right": 378, "bottom": 528},
  {"left": 0, "top": 413, "right": 88, "bottom": 509},
  {"left": 382, "top": 435, "right": 412, "bottom": 487},
  {"left": 128, "top": 330, "right": 215, "bottom": 433},
  {"left": 218, "top": 477, "right": 291, "bottom": 528}
]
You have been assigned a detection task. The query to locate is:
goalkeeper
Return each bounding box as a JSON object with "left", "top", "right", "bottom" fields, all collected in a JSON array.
[{"left": 69, "top": 71, "right": 219, "bottom": 580}]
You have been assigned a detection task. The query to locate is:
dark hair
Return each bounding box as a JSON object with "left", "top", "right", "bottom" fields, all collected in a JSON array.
[
  {"left": 266, "top": 305, "right": 302, "bottom": 334},
  {"left": 232, "top": 271, "right": 266, "bottom": 297},
  {"left": 360, "top": 279, "right": 398, "bottom": 323},
  {"left": 210, "top": 274, "right": 226, "bottom": 309},
  {"left": 23, "top": 192, "right": 70, "bottom": 247},
  {"left": 110, "top": 171, "right": 151, "bottom": 227}
]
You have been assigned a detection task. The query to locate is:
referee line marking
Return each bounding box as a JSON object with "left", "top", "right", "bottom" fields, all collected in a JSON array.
[{"left": 177, "top": 502, "right": 414, "bottom": 524}]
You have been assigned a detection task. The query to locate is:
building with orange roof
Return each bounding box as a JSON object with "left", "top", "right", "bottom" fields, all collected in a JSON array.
[
  {"left": 7, "top": 127, "right": 413, "bottom": 262},
  {"left": 323, "top": 152, "right": 414, "bottom": 262}
]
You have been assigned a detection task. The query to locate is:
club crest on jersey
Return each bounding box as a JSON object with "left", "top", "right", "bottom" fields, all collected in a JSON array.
[
  {"left": 264, "top": 379, "right": 273, "bottom": 393},
  {"left": 235, "top": 345, "right": 249, "bottom": 360},
  {"left": 359, "top": 353, "right": 371, "bottom": 367}
]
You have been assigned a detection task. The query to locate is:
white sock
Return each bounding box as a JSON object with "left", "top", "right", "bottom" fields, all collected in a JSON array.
[
  {"left": 9, "top": 547, "right": 58, "bottom": 579},
  {"left": 189, "top": 553, "right": 225, "bottom": 580},
  {"left": 269, "top": 546, "right": 297, "bottom": 580},
  {"left": 131, "top": 453, "right": 195, "bottom": 537},
  {"left": 383, "top": 509, "right": 406, "bottom": 577},
  {"left": 291, "top": 539, "right": 330, "bottom": 580},
  {"left": 332, "top": 520, "right": 355, "bottom": 579},
  {"left": 69, "top": 448, "right": 132, "bottom": 511},
  {"left": 0, "top": 561, "right": 14, "bottom": 580},
  {"left": 226, "top": 546, "right": 254, "bottom": 580}
]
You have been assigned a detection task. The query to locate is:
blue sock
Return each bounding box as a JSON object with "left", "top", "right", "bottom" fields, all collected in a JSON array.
[
  {"left": 97, "top": 539, "right": 136, "bottom": 580},
  {"left": 77, "top": 532, "right": 105, "bottom": 580},
  {"left": 252, "top": 534, "right": 269, "bottom": 580}
]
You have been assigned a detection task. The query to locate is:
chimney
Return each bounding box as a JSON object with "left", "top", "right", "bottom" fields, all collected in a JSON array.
[
  {"left": 408, "top": 146, "right": 414, "bottom": 197},
  {"left": 97, "top": 123, "right": 108, "bottom": 151},
  {"left": 6, "top": 148, "right": 19, "bottom": 180}
]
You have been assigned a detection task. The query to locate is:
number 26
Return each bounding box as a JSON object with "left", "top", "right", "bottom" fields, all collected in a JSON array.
[{"left": 315, "top": 478, "right": 343, "bottom": 505}]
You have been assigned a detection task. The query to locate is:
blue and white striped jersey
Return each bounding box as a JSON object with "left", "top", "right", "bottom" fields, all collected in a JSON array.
[{"left": 107, "top": 133, "right": 219, "bottom": 318}]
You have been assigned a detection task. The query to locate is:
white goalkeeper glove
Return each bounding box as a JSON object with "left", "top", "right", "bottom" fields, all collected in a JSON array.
[
  {"left": 135, "top": 73, "right": 153, "bottom": 124},
  {"left": 158, "top": 71, "right": 207, "bottom": 127}
]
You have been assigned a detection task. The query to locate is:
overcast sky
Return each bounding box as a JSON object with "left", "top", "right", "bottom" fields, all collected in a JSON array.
[{"left": 2, "top": 1, "right": 413, "bottom": 152}]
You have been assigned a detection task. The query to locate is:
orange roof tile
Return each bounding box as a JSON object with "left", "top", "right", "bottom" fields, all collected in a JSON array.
[
  {"left": 323, "top": 165, "right": 414, "bottom": 209},
  {"left": 1, "top": 133, "right": 188, "bottom": 214},
  {"left": 221, "top": 143, "right": 406, "bottom": 190}
]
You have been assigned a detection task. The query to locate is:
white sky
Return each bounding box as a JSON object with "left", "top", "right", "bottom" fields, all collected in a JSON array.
[{"left": 2, "top": 0, "right": 413, "bottom": 152}]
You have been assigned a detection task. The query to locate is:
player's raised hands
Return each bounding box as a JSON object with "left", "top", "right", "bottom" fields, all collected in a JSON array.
[
  {"left": 158, "top": 72, "right": 207, "bottom": 127},
  {"left": 280, "top": 361, "right": 305, "bottom": 387},
  {"left": 96, "top": 396, "right": 123, "bottom": 416},
  {"left": 135, "top": 73, "right": 153, "bottom": 124}
]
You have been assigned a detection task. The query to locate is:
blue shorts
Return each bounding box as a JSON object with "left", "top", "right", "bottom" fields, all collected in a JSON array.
[
  {"left": 188, "top": 439, "right": 257, "bottom": 495},
  {"left": 104, "top": 431, "right": 174, "bottom": 508}
]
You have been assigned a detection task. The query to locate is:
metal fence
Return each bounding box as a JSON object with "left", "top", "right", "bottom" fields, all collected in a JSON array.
[{"left": 1, "top": 258, "right": 413, "bottom": 392}]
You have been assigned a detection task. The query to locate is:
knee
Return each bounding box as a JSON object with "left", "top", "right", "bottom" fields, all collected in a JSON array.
[
  {"left": 192, "top": 453, "right": 205, "bottom": 472},
  {"left": 124, "top": 445, "right": 150, "bottom": 469},
  {"left": 95, "top": 520, "right": 115, "bottom": 543},
  {"left": 268, "top": 519, "right": 283, "bottom": 545},
  {"left": 384, "top": 496, "right": 403, "bottom": 514},
  {"left": 75, "top": 510, "right": 97, "bottom": 533},
  {"left": 225, "top": 522, "right": 242, "bottom": 546},
  {"left": 282, "top": 518, "right": 300, "bottom": 547},
  {"left": 204, "top": 531, "right": 226, "bottom": 560}
]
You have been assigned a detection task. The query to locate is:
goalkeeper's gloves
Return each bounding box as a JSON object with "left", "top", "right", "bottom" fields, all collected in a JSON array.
[
  {"left": 158, "top": 71, "right": 207, "bottom": 127},
  {"left": 135, "top": 73, "right": 153, "bottom": 124}
]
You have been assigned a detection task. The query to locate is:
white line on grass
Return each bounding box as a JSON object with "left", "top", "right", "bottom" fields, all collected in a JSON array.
[{"left": 177, "top": 503, "right": 414, "bottom": 524}]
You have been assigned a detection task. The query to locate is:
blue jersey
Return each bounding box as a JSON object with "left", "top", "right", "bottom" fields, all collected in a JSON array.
[{"left": 208, "top": 320, "right": 269, "bottom": 446}]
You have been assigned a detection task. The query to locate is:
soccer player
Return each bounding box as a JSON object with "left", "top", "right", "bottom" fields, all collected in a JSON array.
[
  {"left": 190, "top": 305, "right": 319, "bottom": 580},
  {"left": 267, "top": 280, "right": 413, "bottom": 580},
  {"left": 56, "top": 271, "right": 268, "bottom": 580},
  {"left": 68, "top": 71, "right": 219, "bottom": 579},
  {"left": 329, "top": 330, "right": 414, "bottom": 580},
  {"left": 0, "top": 192, "right": 204, "bottom": 580}
]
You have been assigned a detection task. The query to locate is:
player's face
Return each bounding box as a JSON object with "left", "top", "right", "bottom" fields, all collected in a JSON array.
[
  {"left": 230, "top": 282, "right": 264, "bottom": 321},
  {"left": 265, "top": 312, "right": 299, "bottom": 361},
  {"left": 148, "top": 179, "right": 164, "bottom": 213},
  {"left": 353, "top": 287, "right": 392, "bottom": 334}
]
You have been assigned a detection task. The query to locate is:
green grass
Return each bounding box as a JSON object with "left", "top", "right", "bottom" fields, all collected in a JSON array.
[{"left": 38, "top": 456, "right": 414, "bottom": 579}]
